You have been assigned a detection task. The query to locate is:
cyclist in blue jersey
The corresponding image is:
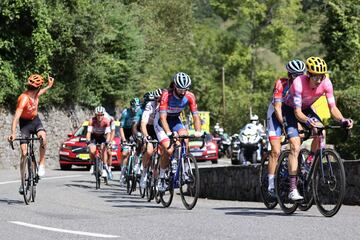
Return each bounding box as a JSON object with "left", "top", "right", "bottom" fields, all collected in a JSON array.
[
  {"left": 154, "top": 72, "right": 202, "bottom": 192},
  {"left": 119, "top": 98, "right": 142, "bottom": 184}
]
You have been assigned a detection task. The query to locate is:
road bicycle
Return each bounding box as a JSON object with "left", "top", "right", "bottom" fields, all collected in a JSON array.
[
  {"left": 143, "top": 139, "right": 160, "bottom": 202},
  {"left": 259, "top": 130, "right": 311, "bottom": 209},
  {"left": 92, "top": 143, "right": 108, "bottom": 189},
  {"left": 10, "top": 135, "right": 40, "bottom": 205},
  {"left": 159, "top": 134, "right": 205, "bottom": 210},
  {"left": 275, "top": 124, "right": 348, "bottom": 217},
  {"left": 122, "top": 141, "right": 140, "bottom": 195}
]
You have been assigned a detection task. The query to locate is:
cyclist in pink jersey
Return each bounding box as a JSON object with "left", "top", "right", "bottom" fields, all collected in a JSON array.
[
  {"left": 266, "top": 59, "right": 306, "bottom": 198},
  {"left": 282, "top": 56, "right": 353, "bottom": 201}
]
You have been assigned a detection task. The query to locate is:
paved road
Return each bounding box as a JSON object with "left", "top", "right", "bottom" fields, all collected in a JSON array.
[{"left": 0, "top": 168, "right": 359, "bottom": 240}]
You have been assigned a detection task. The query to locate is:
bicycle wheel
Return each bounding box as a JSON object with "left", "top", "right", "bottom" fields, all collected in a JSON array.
[
  {"left": 297, "top": 148, "right": 314, "bottom": 211},
  {"left": 179, "top": 154, "right": 200, "bottom": 210},
  {"left": 259, "top": 155, "right": 277, "bottom": 209},
  {"left": 275, "top": 150, "right": 298, "bottom": 214},
  {"left": 31, "top": 159, "right": 38, "bottom": 202},
  {"left": 160, "top": 170, "right": 174, "bottom": 207},
  {"left": 21, "top": 157, "right": 33, "bottom": 205},
  {"left": 312, "top": 149, "right": 345, "bottom": 217},
  {"left": 95, "top": 158, "right": 101, "bottom": 189},
  {"left": 146, "top": 167, "right": 155, "bottom": 202},
  {"left": 126, "top": 157, "right": 135, "bottom": 195}
]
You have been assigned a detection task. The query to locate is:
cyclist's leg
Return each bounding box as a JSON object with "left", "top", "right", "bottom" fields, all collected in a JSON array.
[{"left": 283, "top": 105, "right": 302, "bottom": 200}]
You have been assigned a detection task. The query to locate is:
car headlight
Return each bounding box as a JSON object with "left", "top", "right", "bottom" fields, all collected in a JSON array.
[{"left": 61, "top": 144, "right": 72, "bottom": 150}]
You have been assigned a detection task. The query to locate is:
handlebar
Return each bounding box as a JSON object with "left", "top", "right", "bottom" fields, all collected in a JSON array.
[
  {"left": 167, "top": 133, "right": 206, "bottom": 150},
  {"left": 8, "top": 137, "right": 41, "bottom": 150}
]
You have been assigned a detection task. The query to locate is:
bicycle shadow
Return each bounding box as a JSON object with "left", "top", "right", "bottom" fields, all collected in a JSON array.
[
  {"left": 0, "top": 198, "right": 24, "bottom": 205},
  {"left": 213, "top": 207, "right": 321, "bottom": 218}
]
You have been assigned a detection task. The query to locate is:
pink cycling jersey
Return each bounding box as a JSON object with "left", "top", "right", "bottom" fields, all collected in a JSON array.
[
  {"left": 284, "top": 75, "right": 336, "bottom": 110},
  {"left": 87, "top": 117, "right": 111, "bottom": 136}
]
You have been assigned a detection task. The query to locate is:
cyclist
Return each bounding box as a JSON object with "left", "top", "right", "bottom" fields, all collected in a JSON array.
[
  {"left": 86, "top": 106, "right": 111, "bottom": 179},
  {"left": 282, "top": 56, "right": 353, "bottom": 201},
  {"left": 154, "top": 72, "right": 202, "bottom": 192},
  {"left": 266, "top": 59, "right": 306, "bottom": 198},
  {"left": 104, "top": 111, "right": 116, "bottom": 180},
  {"left": 139, "top": 89, "right": 163, "bottom": 189},
  {"left": 119, "top": 98, "right": 142, "bottom": 184},
  {"left": 8, "top": 74, "right": 54, "bottom": 193}
]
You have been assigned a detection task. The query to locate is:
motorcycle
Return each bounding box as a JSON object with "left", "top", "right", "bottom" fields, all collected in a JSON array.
[
  {"left": 232, "top": 123, "right": 263, "bottom": 165},
  {"left": 218, "top": 133, "right": 232, "bottom": 159}
]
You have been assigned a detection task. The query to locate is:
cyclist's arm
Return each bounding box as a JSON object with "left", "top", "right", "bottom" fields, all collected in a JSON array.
[
  {"left": 294, "top": 107, "right": 308, "bottom": 124},
  {"left": 192, "top": 114, "right": 201, "bottom": 132},
  {"left": 10, "top": 108, "right": 23, "bottom": 138},
  {"left": 38, "top": 76, "right": 54, "bottom": 97},
  {"left": 140, "top": 120, "right": 149, "bottom": 138},
  {"left": 160, "top": 113, "right": 171, "bottom": 135},
  {"left": 86, "top": 119, "right": 92, "bottom": 141},
  {"left": 329, "top": 105, "right": 346, "bottom": 122},
  {"left": 274, "top": 102, "right": 284, "bottom": 125},
  {"left": 120, "top": 127, "right": 126, "bottom": 142}
]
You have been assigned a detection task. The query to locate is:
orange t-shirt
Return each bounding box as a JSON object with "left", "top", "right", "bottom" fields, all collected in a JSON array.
[{"left": 17, "top": 91, "right": 39, "bottom": 120}]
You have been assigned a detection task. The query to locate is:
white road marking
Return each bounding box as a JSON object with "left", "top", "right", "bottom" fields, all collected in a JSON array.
[
  {"left": 0, "top": 175, "right": 83, "bottom": 185},
  {"left": 9, "top": 221, "right": 120, "bottom": 238}
]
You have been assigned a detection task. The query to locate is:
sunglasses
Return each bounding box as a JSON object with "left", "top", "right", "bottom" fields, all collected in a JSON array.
[
  {"left": 309, "top": 74, "right": 325, "bottom": 82},
  {"left": 175, "top": 87, "right": 188, "bottom": 94},
  {"left": 96, "top": 113, "right": 104, "bottom": 116}
]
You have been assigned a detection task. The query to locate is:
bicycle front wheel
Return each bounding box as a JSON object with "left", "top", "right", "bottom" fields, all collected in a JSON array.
[
  {"left": 298, "top": 148, "right": 314, "bottom": 211},
  {"left": 259, "top": 155, "right": 277, "bottom": 209},
  {"left": 179, "top": 154, "right": 200, "bottom": 210},
  {"left": 312, "top": 149, "right": 345, "bottom": 217},
  {"left": 95, "top": 158, "right": 101, "bottom": 189},
  {"left": 275, "top": 150, "right": 298, "bottom": 214},
  {"left": 21, "top": 156, "right": 33, "bottom": 205},
  {"left": 31, "top": 159, "right": 38, "bottom": 202}
]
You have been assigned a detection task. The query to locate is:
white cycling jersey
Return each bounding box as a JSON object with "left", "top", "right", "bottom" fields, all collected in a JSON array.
[{"left": 141, "top": 101, "right": 158, "bottom": 125}]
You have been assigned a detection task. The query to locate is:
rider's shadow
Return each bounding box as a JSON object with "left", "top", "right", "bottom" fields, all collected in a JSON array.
[
  {"left": 213, "top": 207, "right": 321, "bottom": 218},
  {"left": 0, "top": 198, "right": 24, "bottom": 205}
]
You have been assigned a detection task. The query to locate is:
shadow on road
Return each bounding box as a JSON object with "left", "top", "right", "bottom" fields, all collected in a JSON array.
[
  {"left": 0, "top": 198, "right": 24, "bottom": 205},
  {"left": 213, "top": 207, "right": 321, "bottom": 218}
]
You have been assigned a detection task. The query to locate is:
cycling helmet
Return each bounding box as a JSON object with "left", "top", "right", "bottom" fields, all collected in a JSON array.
[
  {"left": 286, "top": 59, "right": 306, "bottom": 74},
  {"left": 95, "top": 106, "right": 106, "bottom": 115},
  {"left": 130, "top": 97, "right": 141, "bottom": 110},
  {"left": 143, "top": 92, "right": 155, "bottom": 102},
  {"left": 28, "top": 74, "right": 44, "bottom": 88},
  {"left": 250, "top": 115, "right": 259, "bottom": 123},
  {"left": 173, "top": 72, "right": 191, "bottom": 89},
  {"left": 153, "top": 88, "right": 163, "bottom": 99},
  {"left": 306, "top": 56, "right": 327, "bottom": 74}
]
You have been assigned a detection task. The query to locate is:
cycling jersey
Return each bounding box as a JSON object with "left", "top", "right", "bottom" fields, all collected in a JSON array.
[
  {"left": 141, "top": 101, "right": 157, "bottom": 125},
  {"left": 17, "top": 91, "right": 40, "bottom": 120},
  {"left": 267, "top": 78, "right": 290, "bottom": 140},
  {"left": 159, "top": 89, "right": 198, "bottom": 117},
  {"left": 284, "top": 75, "right": 335, "bottom": 110},
  {"left": 88, "top": 117, "right": 111, "bottom": 137},
  {"left": 104, "top": 112, "right": 115, "bottom": 131}
]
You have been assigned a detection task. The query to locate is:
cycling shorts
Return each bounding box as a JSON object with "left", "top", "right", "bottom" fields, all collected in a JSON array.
[
  {"left": 154, "top": 114, "right": 186, "bottom": 144},
  {"left": 19, "top": 116, "right": 45, "bottom": 145},
  {"left": 122, "top": 128, "right": 133, "bottom": 151},
  {"left": 282, "top": 104, "right": 321, "bottom": 139},
  {"left": 146, "top": 124, "right": 157, "bottom": 140},
  {"left": 266, "top": 104, "right": 282, "bottom": 141},
  {"left": 90, "top": 134, "right": 106, "bottom": 145}
]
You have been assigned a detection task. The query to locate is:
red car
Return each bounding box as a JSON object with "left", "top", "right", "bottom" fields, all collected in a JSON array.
[
  {"left": 59, "top": 120, "right": 122, "bottom": 170},
  {"left": 189, "top": 131, "right": 219, "bottom": 164}
]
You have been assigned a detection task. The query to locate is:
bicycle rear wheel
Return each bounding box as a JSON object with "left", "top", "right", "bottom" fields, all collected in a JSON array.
[
  {"left": 297, "top": 148, "right": 314, "bottom": 211},
  {"left": 259, "top": 155, "right": 277, "bottom": 209},
  {"left": 95, "top": 158, "right": 101, "bottom": 189},
  {"left": 313, "top": 149, "right": 345, "bottom": 217},
  {"left": 179, "top": 154, "right": 200, "bottom": 210},
  {"left": 22, "top": 157, "right": 33, "bottom": 205},
  {"left": 275, "top": 150, "right": 298, "bottom": 214}
]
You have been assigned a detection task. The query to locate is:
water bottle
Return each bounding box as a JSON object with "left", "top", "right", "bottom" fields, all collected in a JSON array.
[{"left": 171, "top": 158, "right": 178, "bottom": 174}]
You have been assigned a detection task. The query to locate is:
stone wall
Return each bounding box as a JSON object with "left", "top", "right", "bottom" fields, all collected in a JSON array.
[
  {"left": 199, "top": 161, "right": 360, "bottom": 205},
  {"left": 0, "top": 106, "right": 91, "bottom": 169}
]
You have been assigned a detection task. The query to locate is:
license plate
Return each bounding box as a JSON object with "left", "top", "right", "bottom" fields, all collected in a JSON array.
[
  {"left": 78, "top": 153, "right": 90, "bottom": 160},
  {"left": 192, "top": 152, "right": 203, "bottom": 157}
]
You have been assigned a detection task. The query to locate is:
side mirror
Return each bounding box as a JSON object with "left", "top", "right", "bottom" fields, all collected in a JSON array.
[{"left": 67, "top": 132, "right": 74, "bottom": 137}]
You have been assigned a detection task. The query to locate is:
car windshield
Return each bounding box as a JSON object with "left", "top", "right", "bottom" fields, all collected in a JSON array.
[{"left": 73, "top": 126, "right": 88, "bottom": 137}]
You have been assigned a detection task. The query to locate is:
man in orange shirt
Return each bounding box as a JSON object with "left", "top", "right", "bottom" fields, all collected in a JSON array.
[{"left": 8, "top": 74, "right": 54, "bottom": 191}]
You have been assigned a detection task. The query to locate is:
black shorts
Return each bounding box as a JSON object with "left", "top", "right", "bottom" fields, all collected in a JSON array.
[
  {"left": 123, "top": 128, "right": 132, "bottom": 141},
  {"left": 146, "top": 124, "right": 157, "bottom": 140},
  {"left": 90, "top": 134, "right": 106, "bottom": 145},
  {"left": 19, "top": 116, "right": 45, "bottom": 144}
]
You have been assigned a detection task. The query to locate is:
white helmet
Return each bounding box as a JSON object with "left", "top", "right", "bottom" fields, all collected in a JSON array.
[
  {"left": 173, "top": 72, "right": 191, "bottom": 89},
  {"left": 95, "top": 106, "right": 106, "bottom": 115},
  {"left": 250, "top": 115, "right": 259, "bottom": 122}
]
